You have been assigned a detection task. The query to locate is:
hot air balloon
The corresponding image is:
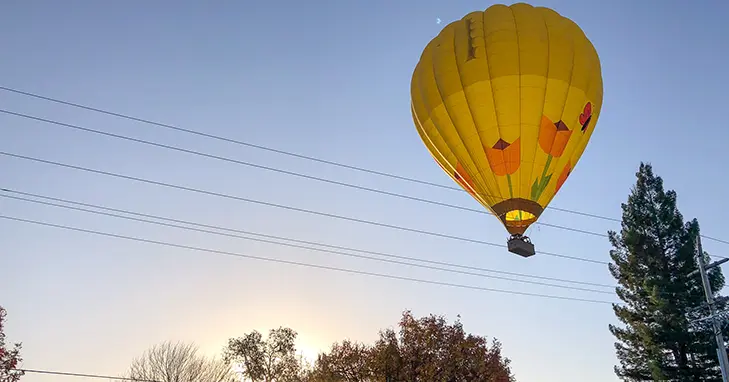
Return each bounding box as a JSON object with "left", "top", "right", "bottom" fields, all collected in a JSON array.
[{"left": 410, "top": 3, "right": 602, "bottom": 257}]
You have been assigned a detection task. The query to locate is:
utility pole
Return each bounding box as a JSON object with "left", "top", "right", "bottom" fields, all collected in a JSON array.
[{"left": 688, "top": 232, "right": 729, "bottom": 381}]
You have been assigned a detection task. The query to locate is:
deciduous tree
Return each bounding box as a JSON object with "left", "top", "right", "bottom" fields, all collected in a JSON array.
[
  {"left": 308, "top": 340, "right": 372, "bottom": 382},
  {"left": 0, "top": 306, "right": 23, "bottom": 382},
  {"left": 224, "top": 327, "right": 306, "bottom": 382},
  {"left": 126, "top": 341, "right": 234, "bottom": 382},
  {"left": 309, "top": 311, "right": 514, "bottom": 382}
]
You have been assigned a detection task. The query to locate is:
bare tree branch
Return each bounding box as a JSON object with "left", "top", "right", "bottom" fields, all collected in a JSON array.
[{"left": 126, "top": 341, "right": 235, "bottom": 382}]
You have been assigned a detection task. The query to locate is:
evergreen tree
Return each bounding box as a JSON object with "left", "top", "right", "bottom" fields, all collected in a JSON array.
[{"left": 608, "top": 162, "right": 728, "bottom": 380}]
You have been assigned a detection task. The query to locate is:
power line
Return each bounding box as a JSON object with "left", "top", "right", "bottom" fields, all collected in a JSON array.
[
  {"left": 699, "top": 234, "right": 728, "bottom": 246},
  {"left": 0, "top": 190, "right": 615, "bottom": 293},
  {"left": 2, "top": 86, "right": 726, "bottom": 246},
  {"left": 17, "top": 368, "right": 159, "bottom": 381},
  {"left": 0, "top": 87, "right": 466, "bottom": 189},
  {"left": 0, "top": 85, "right": 618, "bottom": 223},
  {"left": 0, "top": 108, "right": 608, "bottom": 239},
  {"left": 1, "top": 188, "right": 613, "bottom": 288},
  {"left": 0, "top": 214, "right": 618, "bottom": 305},
  {"left": 0, "top": 151, "right": 608, "bottom": 265},
  {"left": 1, "top": 191, "right": 692, "bottom": 300},
  {"left": 5, "top": 86, "right": 729, "bottom": 245}
]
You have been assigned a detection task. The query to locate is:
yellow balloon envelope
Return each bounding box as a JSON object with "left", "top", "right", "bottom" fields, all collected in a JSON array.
[{"left": 410, "top": 3, "right": 602, "bottom": 256}]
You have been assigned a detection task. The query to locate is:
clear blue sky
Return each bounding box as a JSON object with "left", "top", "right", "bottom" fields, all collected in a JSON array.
[{"left": 2, "top": 1, "right": 728, "bottom": 381}]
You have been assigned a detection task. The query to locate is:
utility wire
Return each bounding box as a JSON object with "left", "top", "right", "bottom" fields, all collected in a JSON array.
[
  {"left": 0, "top": 151, "right": 608, "bottom": 265},
  {"left": 0, "top": 86, "right": 482, "bottom": 192},
  {"left": 0, "top": 85, "right": 620, "bottom": 223},
  {"left": 0, "top": 191, "right": 615, "bottom": 293},
  {"left": 0, "top": 214, "right": 618, "bottom": 304},
  {"left": 0, "top": 87, "right": 465, "bottom": 189},
  {"left": 3, "top": 191, "right": 698, "bottom": 300},
  {"left": 0, "top": 108, "right": 608, "bottom": 239},
  {"left": 17, "top": 368, "right": 159, "bottom": 382},
  {"left": 2, "top": 86, "right": 726, "bottom": 246},
  {"left": 1, "top": 188, "right": 613, "bottom": 288}
]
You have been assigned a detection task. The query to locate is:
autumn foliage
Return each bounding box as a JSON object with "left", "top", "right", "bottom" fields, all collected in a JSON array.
[
  {"left": 308, "top": 310, "right": 514, "bottom": 382},
  {"left": 0, "top": 306, "right": 23, "bottom": 382},
  {"left": 219, "top": 311, "right": 514, "bottom": 382}
]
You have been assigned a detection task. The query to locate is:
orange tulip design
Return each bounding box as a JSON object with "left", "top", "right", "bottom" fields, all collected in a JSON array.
[
  {"left": 485, "top": 138, "right": 521, "bottom": 177},
  {"left": 454, "top": 162, "right": 477, "bottom": 196},
  {"left": 539, "top": 116, "right": 572, "bottom": 157},
  {"left": 555, "top": 161, "right": 571, "bottom": 192},
  {"left": 531, "top": 116, "right": 573, "bottom": 201}
]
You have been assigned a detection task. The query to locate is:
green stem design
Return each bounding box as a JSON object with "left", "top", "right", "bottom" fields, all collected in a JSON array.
[
  {"left": 531, "top": 154, "right": 554, "bottom": 202},
  {"left": 541, "top": 155, "right": 553, "bottom": 180},
  {"left": 506, "top": 174, "right": 514, "bottom": 198}
]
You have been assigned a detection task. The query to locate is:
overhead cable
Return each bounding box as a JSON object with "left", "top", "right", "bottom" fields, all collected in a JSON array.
[
  {"left": 1, "top": 190, "right": 616, "bottom": 292},
  {"left": 2, "top": 86, "right": 725, "bottom": 245},
  {"left": 0, "top": 151, "right": 608, "bottom": 265},
  {"left": 16, "top": 368, "right": 159, "bottom": 382},
  {"left": 0, "top": 108, "right": 608, "bottom": 239},
  {"left": 0, "top": 214, "right": 619, "bottom": 305}
]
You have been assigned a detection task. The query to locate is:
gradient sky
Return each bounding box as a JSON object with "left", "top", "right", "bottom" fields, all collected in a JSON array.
[{"left": 2, "top": 1, "right": 728, "bottom": 381}]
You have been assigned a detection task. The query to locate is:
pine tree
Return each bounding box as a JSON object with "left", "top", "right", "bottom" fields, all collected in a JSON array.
[{"left": 608, "top": 162, "right": 727, "bottom": 381}]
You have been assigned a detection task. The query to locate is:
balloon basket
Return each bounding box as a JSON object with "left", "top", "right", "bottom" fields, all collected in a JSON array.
[{"left": 507, "top": 234, "right": 535, "bottom": 258}]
